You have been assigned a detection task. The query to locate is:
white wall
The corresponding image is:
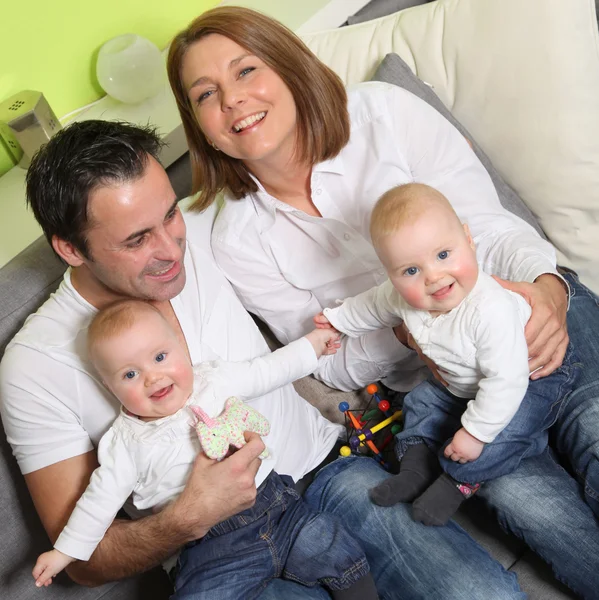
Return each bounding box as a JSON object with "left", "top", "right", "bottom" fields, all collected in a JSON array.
[{"left": 220, "top": 0, "right": 370, "bottom": 33}]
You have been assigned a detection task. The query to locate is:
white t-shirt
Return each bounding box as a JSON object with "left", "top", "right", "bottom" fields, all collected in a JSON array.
[
  {"left": 324, "top": 272, "right": 532, "bottom": 443},
  {"left": 0, "top": 205, "right": 341, "bottom": 485},
  {"left": 54, "top": 338, "right": 319, "bottom": 562},
  {"left": 212, "top": 82, "right": 559, "bottom": 393}
]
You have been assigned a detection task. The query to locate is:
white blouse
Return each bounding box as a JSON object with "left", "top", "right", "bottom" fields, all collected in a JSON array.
[{"left": 212, "top": 82, "right": 558, "bottom": 392}]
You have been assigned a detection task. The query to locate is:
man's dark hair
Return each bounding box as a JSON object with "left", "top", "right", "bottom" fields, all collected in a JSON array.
[{"left": 26, "top": 120, "right": 164, "bottom": 259}]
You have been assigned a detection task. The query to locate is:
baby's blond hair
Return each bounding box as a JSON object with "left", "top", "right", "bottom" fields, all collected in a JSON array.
[
  {"left": 87, "top": 300, "right": 162, "bottom": 363},
  {"left": 370, "top": 183, "right": 461, "bottom": 247}
]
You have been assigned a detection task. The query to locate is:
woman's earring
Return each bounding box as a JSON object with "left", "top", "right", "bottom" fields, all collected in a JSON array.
[{"left": 208, "top": 139, "right": 220, "bottom": 152}]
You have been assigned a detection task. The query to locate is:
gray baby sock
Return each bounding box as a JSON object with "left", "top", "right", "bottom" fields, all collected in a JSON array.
[
  {"left": 412, "top": 473, "right": 479, "bottom": 526},
  {"left": 369, "top": 443, "right": 441, "bottom": 507}
]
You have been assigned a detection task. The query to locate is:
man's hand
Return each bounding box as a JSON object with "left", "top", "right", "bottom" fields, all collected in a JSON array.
[
  {"left": 167, "top": 431, "right": 265, "bottom": 542},
  {"left": 493, "top": 274, "right": 568, "bottom": 379},
  {"left": 444, "top": 428, "right": 485, "bottom": 463},
  {"left": 394, "top": 322, "right": 448, "bottom": 386}
]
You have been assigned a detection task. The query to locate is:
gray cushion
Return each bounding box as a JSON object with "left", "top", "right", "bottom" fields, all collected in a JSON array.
[
  {"left": 348, "top": 0, "right": 433, "bottom": 25},
  {"left": 0, "top": 236, "right": 65, "bottom": 356},
  {"left": 167, "top": 152, "right": 193, "bottom": 201},
  {"left": 372, "top": 52, "right": 545, "bottom": 237}
]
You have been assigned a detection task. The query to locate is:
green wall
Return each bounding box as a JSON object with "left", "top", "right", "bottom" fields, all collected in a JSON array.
[{"left": 0, "top": 0, "right": 220, "bottom": 176}]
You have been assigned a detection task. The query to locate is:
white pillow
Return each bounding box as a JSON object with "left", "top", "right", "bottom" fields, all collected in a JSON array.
[{"left": 301, "top": 0, "right": 599, "bottom": 294}]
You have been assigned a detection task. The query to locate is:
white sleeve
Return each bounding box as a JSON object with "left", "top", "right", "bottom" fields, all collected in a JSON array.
[
  {"left": 388, "top": 86, "right": 559, "bottom": 283},
  {"left": 196, "top": 337, "right": 318, "bottom": 414},
  {"left": 0, "top": 346, "right": 94, "bottom": 474},
  {"left": 53, "top": 427, "right": 137, "bottom": 561},
  {"left": 323, "top": 280, "right": 404, "bottom": 337},
  {"left": 460, "top": 299, "right": 531, "bottom": 443},
  {"left": 213, "top": 235, "right": 411, "bottom": 392}
]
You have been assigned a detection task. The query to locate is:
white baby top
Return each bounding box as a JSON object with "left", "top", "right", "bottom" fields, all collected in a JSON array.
[
  {"left": 53, "top": 338, "right": 318, "bottom": 562},
  {"left": 324, "top": 271, "right": 532, "bottom": 443}
]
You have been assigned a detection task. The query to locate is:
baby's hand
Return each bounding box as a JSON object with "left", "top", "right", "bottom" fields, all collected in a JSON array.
[
  {"left": 313, "top": 311, "right": 335, "bottom": 330},
  {"left": 444, "top": 428, "right": 485, "bottom": 463},
  {"left": 305, "top": 328, "right": 341, "bottom": 358},
  {"left": 32, "top": 549, "right": 75, "bottom": 587}
]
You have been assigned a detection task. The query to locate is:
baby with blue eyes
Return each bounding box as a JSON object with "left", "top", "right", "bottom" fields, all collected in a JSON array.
[
  {"left": 315, "top": 182, "right": 562, "bottom": 526},
  {"left": 33, "top": 299, "right": 368, "bottom": 592}
]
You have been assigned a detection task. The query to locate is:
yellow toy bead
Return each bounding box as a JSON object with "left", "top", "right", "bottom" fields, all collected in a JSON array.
[{"left": 339, "top": 445, "right": 352, "bottom": 457}]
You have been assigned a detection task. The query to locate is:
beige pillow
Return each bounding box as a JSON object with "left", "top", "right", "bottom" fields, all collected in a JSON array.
[{"left": 301, "top": 0, "right": 599, "bottom": 293}]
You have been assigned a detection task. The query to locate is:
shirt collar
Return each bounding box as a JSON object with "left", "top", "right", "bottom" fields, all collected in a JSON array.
[
  {"left": 248, "top": 153, "right": 346, "bottom": 229},
  {"left": 313, "top": 152, "right": 346, "bottom": 176},
  {"left": 247, "top": 172, "right": 296, "bottom": 233}
]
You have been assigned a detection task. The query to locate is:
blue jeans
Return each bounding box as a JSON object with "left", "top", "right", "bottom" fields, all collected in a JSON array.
[
  {"left": 258, "top": 456, "right": 524, "bottom": 600},
  {"left": 395, "top": 342, "right": 580, "bottom": 484},
  {"left": 171, "top": 471, "right": 369, "bottom": 600},
  {"left": 551, "top": 271, "right": 599, "bottom": 514}
]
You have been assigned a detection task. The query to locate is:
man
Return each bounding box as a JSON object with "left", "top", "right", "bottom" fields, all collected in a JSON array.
[{"left": 0, "top": 120, "right": 578, "bottom": 599}]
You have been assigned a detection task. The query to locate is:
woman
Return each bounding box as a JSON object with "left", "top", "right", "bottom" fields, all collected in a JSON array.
[{"left": 167, "top": 7, "right": 599, "bottom": 598}]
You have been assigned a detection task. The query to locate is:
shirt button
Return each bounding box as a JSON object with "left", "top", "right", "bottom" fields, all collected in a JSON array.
[
  {"left": 316, "top": 189, "right": 322, "bottom": 195},
  {"left": 344, "top": 233, "right": 351, "bottom": 241}
]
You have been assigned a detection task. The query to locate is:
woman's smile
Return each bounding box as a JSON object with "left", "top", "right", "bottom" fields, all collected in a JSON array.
[{"left": 232, "top": 111, "right": 267, "bottom": 133}]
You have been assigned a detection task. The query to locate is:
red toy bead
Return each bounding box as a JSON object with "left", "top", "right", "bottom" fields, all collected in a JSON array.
[{"left": 378, "top": 400, "right": 390, "bottom": 412}]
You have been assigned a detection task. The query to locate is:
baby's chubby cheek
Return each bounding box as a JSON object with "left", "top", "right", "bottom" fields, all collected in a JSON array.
[
  {"left": 391, "top": 279, "right": 425, "bottom": 309},
  {"left": 403, "top": 291, "right": 427, "bottom": 310},
  {"left": 452, "top": 261, "right": 479, "bottom": 292}
]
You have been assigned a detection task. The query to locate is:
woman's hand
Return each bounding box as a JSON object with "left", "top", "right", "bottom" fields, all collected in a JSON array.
[{"left": 493, "top": 274, "right": 569, "bottom": 379}]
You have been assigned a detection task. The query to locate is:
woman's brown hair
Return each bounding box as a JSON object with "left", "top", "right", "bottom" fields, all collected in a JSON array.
[{"left": 167, "top": 6, "right": 350, "bottom": 211}]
